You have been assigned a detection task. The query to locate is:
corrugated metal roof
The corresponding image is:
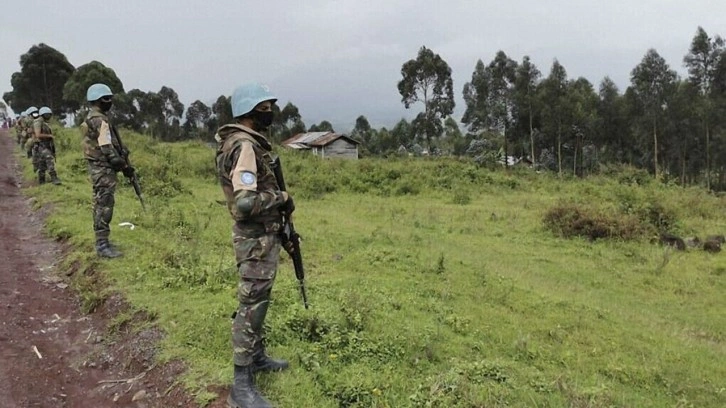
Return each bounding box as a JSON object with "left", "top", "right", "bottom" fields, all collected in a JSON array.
[{"left": 283, "top": 132, "right": 361, "bottom": 147}]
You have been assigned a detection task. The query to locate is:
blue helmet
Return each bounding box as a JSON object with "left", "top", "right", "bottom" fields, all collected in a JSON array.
[
  {"left": 20, "top": 111, "right": 26, "bottom": 118},
  {"left": 27, "top": 106, "right": 39, "bottom": 114},
  {"left": 231, "top": 83, "right": 277, "bottom": 118},
  {"left": 86, "top": 83, "right": 113, "bottom": 102},
  {"left": 39, "top": 106, "right": 52, "bottom": 115}
]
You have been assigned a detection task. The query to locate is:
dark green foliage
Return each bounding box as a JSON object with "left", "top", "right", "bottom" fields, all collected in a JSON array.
[
  {"left": 3, "top": 43, "right": 75, "bottom": 113},
  {"left": 63, "top": 61, "right": 124, "bottom": 111},
  {"left": 398, "top": 46, "right": 455, "bottom": 149}
]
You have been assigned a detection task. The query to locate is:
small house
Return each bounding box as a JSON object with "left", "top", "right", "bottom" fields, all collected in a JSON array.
[{"left": 282, "top": 131, "right": 360, "bottom": 159}]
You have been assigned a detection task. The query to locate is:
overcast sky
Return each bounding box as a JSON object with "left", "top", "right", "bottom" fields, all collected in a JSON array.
[{"left": 2, "top": 0, "right": 725, "bottom": 130}]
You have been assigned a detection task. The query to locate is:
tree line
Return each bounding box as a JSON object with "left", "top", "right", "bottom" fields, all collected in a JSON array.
[
  {"left": 4, "top": 27, "right": 726, "bottom": 189},
  {"left": 392, "top": 27, "right": 726, "bottom": 190}
]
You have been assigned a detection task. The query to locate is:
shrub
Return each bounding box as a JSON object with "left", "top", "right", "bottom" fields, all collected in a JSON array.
[{"left": 543, "top": 203, "right": 649, "bottom": 241}]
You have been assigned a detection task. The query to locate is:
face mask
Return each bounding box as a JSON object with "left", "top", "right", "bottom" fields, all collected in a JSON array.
[
  {"left": 99, "top": 101, "right": 113, "bottom": 112},
  {"left": 42, "top": 114, "right": 52, "bottom": 121},
  {"left": 31, "top": 112, "right": 39, "bottom": 118},
  {"left": 249, "top": 110, "right": 274, "bottom": 131}
]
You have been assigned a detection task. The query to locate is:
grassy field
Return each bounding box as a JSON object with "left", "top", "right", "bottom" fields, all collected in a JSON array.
[{"left": 17, "top": 126, "right": 726, "bottom": 407}]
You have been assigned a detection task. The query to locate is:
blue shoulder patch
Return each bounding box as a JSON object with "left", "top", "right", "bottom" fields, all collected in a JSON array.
[{"left": 241, "top": 171, "right": 256, "bottom": 185}]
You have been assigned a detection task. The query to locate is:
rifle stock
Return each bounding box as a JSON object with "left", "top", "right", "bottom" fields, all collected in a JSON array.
[{"left": 273, "top": 156, "right": 309, "bottom": 309}]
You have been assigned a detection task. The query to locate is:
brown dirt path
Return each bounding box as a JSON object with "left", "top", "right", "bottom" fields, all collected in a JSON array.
[{"left": 0, "top": 129, "right": 228, "bottom": 407}]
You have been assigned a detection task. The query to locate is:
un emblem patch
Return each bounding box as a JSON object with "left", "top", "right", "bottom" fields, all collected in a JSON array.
[{"left": 241, "top": 172, "right": 256, "bottom": 185}]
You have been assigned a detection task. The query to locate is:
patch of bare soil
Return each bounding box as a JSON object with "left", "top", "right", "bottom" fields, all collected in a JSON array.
[{"left": 0, "top": 131, "right": 229, "bottom": 407}]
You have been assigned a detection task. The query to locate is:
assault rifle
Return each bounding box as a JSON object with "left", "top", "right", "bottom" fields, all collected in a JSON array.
[
  {"left": 272, "top": 156, "right": 309, "bottom": 309},
  {"left": 112, "top": 126, "right": 146, "bottom": 211}
]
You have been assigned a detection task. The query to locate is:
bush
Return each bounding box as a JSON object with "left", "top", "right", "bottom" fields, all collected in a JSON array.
[{"left": 543, "top": 203, "right": 650, "bottom": 241}]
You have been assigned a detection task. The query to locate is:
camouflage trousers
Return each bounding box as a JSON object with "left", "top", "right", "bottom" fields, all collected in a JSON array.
[
  {"left": 36, "top": 143, "right": 56, "bottom": 177},
  {"left": 88, "top": 164, "right": 117, "bottom": 242},
  {"left": 231, "top": 224, "right": 281, "bottom": 366}
]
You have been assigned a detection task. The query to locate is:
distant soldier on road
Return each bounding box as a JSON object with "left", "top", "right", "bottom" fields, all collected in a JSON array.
[
  {"left": 215, "top": 83, "right": 294, "bottom": 408},
  {"left": 15, "top": 112, "right": 25, "bottom": 145},
  {"left": 81, "top": 83, "right": 134, "bottom": 258},
  {"left": 33, "top": 106, "right": 61, "bottom": 185}
]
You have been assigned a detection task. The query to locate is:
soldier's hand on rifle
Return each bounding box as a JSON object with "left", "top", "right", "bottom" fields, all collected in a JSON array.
[
  {"left": 122, "top": 165, "right": 136, "bottom": 178},
  {"left": 281, "top": 191, "right": 295, "bottom": 214}
]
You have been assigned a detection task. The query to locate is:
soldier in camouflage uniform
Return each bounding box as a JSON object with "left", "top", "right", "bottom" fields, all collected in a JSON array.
[
  {"left": 15, "top": 112, "right": 26, "bottom": 145},
  {"left": 216, "top": 83, "right": 294, "bottom": 408},
  {"left": 34, "top": 106, "right": 61, "bottom": 185},
  {"left": 23, "top": 107, "right": 39, "bottom": 166},
  {"left": 81, "top": 83, "right": 134, "bottom": 258}
]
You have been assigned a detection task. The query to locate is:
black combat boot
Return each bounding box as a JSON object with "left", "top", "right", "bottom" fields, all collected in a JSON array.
[
  {"left": 38, "top": 173, "right": 46, "bottom": 185},
  {"left": 96, "top": 240, "right": 122, "bottom": 258},
  {"left": 252, "top": 348, "right": 289, "bottom": 373},
  {"left": 50, "top": 172, "right": 62, "bottom": 185},
  {"left": 227, "top": 365, "right": 272, "bottom": 408}
]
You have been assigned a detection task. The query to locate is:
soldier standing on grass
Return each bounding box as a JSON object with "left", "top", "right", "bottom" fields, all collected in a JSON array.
[
  {"left": 23, "top": 106, "right": 39, "bottom": 166},
  {"left": 215, "top": 83, "right": 294, "bottom": 408},
  {"left": 33, "top": 106, "right": 61, "bottom": 185},
  {"left": 15, "top": 112, "right": 25, "bottom": 145},
  {"left": 81, "top": 83, "right": 134, "bottom": 259}
]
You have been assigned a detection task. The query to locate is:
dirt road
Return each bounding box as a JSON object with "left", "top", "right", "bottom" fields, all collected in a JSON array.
[{"left": 0, "top": 129, "right": 223, "bottom": 407}]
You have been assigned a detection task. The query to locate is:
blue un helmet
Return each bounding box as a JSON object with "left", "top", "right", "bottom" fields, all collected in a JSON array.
[
  {"left": 39, "top": 106, "right": 52, "bottom": 116},
  {"left": 86, "top": 83, "right": 113, "bottom": 102},
  {"left": 231, "top": 83, "right": 277, "bottom": 117},
  {"left": 27, "top": 106, "right": 39, "bottom": 115}
]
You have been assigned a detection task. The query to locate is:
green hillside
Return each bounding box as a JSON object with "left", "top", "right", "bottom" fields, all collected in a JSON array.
[{"left": 21, "top": 127, "right": 726, "bottom": 407}]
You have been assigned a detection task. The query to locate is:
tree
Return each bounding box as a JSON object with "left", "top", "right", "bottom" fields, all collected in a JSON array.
[
  {"left": 183, "top": 100, "right": 212, "bottom": 139},
  {"left": 390, "top": 119, "right": 414, "bottom": 149},
  {"left": 309, "top": 120, "right": 334, "bottom": 132},
  {"left": 212, "top": 95, "right": 233, "bottom": 128},
  {"left": 539, "top": 60, "right": 569, "bottom": 174},
  {"left": 630, "top": 49, "right": 678, "bottom": 179},
  {"left": 596, "top": 77, "right": 630, "bottom": 163},
  {"left": 398, "top": 46, "right": 455, "bottom": 149},
  {"left": 3, "top": 43, "right": 75, "bottom": 113},
  {"left": 462, "top": 51, "right": 518, "bottom": 167},
  {"left": 63, "top": 61, "right": 124, "bottom": 111},
  {"left": 567, "top": 78, "right": 599, "bottom": 176},
  {"left": 683, "top": 26, "right": 725, "bottom": 189},
  {"left": 109, "top": 89, "right": 144, "bottom": 132},
  {"left": 270, "top": 102, "right": 306, "bottom": 142},
  {"left": 351, "top": 115, "right": 373, "bottom": 144},
  {"left": 514, "top": 56, "right": 541, "bottom": 166}
]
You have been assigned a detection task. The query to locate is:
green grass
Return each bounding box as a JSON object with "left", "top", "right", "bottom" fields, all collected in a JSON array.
[{"left": 17, "top": 126, "right": 726, "bottom": 407}]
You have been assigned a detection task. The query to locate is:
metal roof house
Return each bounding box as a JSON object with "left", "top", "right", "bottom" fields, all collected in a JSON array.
[{"left": 282, "top": 131, "right": 360, "bottom": 159}]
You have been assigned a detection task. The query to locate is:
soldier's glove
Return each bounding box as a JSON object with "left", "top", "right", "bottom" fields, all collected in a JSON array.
[
  {"left": 122, "top": 166, "right": 136, "bottom": 178},
  {"left": 282, "top": 192, "right": 295, "bottom": 214}
]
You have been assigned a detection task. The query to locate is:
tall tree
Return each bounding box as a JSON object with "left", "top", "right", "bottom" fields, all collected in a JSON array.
[
  {"left": 2, "top": 43, "right": 75, "bottom": 113},
  {"left": 630, "top": 49, "right": 678, "bottom": 179},
  {"left": 63, "top": 61, "right": 124, "bottom": 111},
  {"left": 462, "top": 51, "right": 517, "bottom": 167},
  {"left": 183, "top": 100, "right": 212, "bottom": 139},
  {"left": 390, "top": 118, "right": 414, "bottom": 149},
  {"left": 567, "top": 78, "right": 599, "bottom": 176},
  {"left": 212, "top": 95, "right": 233, "bottom": 128},
  {"left": 683, "top": 26, "right": 725, "bottom": 189},
  {"left": 398, "top": 46, "right": 455, "bottom": 149},
  {"left": 596, "top": 77, "right": 630, "bottom": 163},
  {"left": 539, "top": 60, "right": 569, "bottom": 174},
  {"left": 351, "top": 115, "right": 373, "bottom": 144},
  {"left": 514, "top": 56, "right": 541, "bottom": 166}
]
